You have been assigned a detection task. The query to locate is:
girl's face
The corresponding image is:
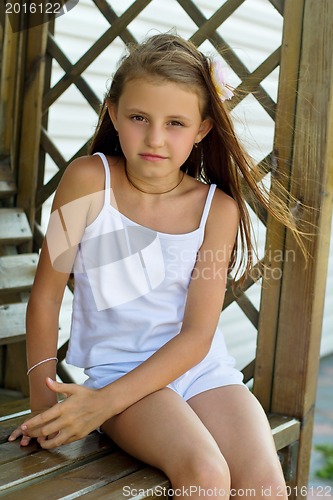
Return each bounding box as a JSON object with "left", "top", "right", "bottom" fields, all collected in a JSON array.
[{"left": 107, "top": 78, "right": 212, "bottom": 179}]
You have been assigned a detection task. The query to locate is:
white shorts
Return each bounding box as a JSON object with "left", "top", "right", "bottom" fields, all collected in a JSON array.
[{"left": 83, "top": 336, "right": 245, "bottom": 401}]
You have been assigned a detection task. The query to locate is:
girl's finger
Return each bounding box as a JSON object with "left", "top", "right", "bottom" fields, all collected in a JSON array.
[
  {"left": 37, "top": 436, "right": 47, "bottom": 446},
  {"left": 39, "top": 430, "right": 71, "bottom": 449},
  {"left": 20, "top": 435, "right": 32, "bottom": 447},
  {"left": 8, "top": 428, "right": 23, "bottom": 442},
  {"left": 21, "top": 407, "right": 60, "bottom": 432},
  {"left": 45, "top": 377, "right": 77, "bottom": 398},
  {"left": 22, "top": 418, "right": 61, "bottom": 439}
]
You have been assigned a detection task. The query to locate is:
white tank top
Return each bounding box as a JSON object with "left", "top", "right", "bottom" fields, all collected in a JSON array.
[{"left": 66, "top": 152, "right": 217, "bottom": 368}]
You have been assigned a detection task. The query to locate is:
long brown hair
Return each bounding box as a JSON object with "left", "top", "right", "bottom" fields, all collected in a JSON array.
[{"left": 89, "top": 33, "right": 307, "bottom": 285}]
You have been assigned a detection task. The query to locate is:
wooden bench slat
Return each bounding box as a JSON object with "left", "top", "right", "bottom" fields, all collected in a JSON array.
[
  {"left": 268, "top": 414, "right": 301, "bottom": 450},
  {"left": 0, "top": 302, "right": 27, "bottom": 346},
  {"left": 1, "top": 451, "right": 142, "bottom": 499},
  {"left": 0, "top": 433, "right": 114, "bottom": 492},
  {"left": 0, "top": 209, "right": 32, "bottom": 246},
  {"left": 0, "top": 414, "right": 34, "bottom": 444},
  {"left": 0, "top": 440, "right": 40, "bottom": 467},
  {"left": 0, "top": 254, "right": 38, "bottom": 295},
  {"left": 83, "top": 467, "right": 170, "bottom": 500},
  {"left": 0, "top": 398, "right": 29, "bottom": 419}
]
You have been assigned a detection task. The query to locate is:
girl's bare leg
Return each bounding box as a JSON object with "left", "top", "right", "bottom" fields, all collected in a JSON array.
[
  {"left": 102, "top": 387, "right": 230, "bottom": 498},
  {"left": 188, "top": 385, "right": 288, "bottom": 500}
]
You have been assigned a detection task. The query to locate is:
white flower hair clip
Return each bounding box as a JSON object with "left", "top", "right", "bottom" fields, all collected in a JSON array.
[{"left": 211, "top": 60, "right": 234, "bottom": 103}]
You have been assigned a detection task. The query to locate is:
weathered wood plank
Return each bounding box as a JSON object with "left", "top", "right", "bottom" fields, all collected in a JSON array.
[
  {"left": 269, "top": 415, "right": 300, "bottom": 451},
  {"left": 0, "top": 439, "right": 39, "bottom": 467},
  {"left": 16, "top": 21, "right": 48, "bottom": 232},
  {"left": 0, "top": 16, "right": 20, "bottom": 157},
  {"left": 0, "top": 432, "right": 114, "bottom": 492},
  {"left": 253, "top": 0, "right": 306, "bottom": 411},
  {"left": 0, "top": 254, "right": 38, "bottom": 295},
  {"left": 0, "top": 397, "right": 29, "bottom": 418},
  {"left": 271, "top": 0, "right": 333, "bottom": 491},
  {"left": 82, "top": 467, "right": 170, "bottom": 500},
  {"left": 0, "top": 414, "right": 30, "bottom": 443},
  {"left": 0, "top": 302, "right": 26, "bottom": 345},
  {"left": 0, "top": 209, "right": 32, "bottom": 246},
  {"left": 1, "top": 451, "right": 142, "bottom": 499}
]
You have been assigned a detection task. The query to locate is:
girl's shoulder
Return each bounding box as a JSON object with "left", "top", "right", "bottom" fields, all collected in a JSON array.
[
  {"left": 51, "top": 155, "right": 109, "bottom": 217},
  {"left": 55, "top": 154, "right": 120, "bottom": 202},
  {"left": 60, "top": 155, "right": 105, "bottom": 196},
  {"left": 206, "top": 185, "right": 240, "bottom": 232}
]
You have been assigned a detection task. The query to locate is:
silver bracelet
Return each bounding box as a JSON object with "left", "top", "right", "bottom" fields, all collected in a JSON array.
[{"left": 27, "top": 357, "right": 58, "bottom": 376}]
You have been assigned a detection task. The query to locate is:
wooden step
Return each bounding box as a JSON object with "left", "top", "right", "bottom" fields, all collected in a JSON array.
[
  {"left": 0, "top": 254, "right": 38, "bottom": 296},
  {"left": 0, "top": 302, "right": 27, "bottom": 346},
  {"left": 0, "top": 209, "right": 32, "bottom": 246},
  {"left": 0, "top": 161, "right": 16, "bottom": 199}
]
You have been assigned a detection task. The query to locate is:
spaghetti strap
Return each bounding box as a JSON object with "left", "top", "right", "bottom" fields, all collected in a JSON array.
[
  {"left": 93, "top": 152, "right": 111, "bottom": 206},
  {"left": 199, "top": 184, "right": 217, "bottom": 229}
]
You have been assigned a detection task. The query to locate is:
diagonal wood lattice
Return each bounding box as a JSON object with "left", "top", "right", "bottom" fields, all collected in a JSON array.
[{"left": 33, "top": 0, "right": 285, "bottom": 385}]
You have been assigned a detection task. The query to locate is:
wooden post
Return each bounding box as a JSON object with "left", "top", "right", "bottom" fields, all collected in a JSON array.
[
  {"left": 253, "top": 0, "right": 306, "bottom": 411},
  {"left": 3, "top": 15, "right": 49, "bottom": 397},
  {"left": 0, "top": 15, "right": 21, "bottom": 158},
  {"left": 256, "top": 0, "right": 333, "bottom": 496},
  {"left": 15, "top": 18, "right": 48, "bottom": 231}
]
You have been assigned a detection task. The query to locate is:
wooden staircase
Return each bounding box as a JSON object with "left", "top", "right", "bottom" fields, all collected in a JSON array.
[{"left": 0, "top": 159, "right": 38, "bottom": 399}]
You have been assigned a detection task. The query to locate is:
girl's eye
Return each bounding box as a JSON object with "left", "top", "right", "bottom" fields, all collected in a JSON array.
[
  {"left": 131, "top": 115, "right": 146, "bottom": 122},
  {"left": 169, "top": 121, "right": 183, "bottom": 127}
]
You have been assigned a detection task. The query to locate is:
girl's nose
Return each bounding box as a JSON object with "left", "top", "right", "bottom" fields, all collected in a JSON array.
[{"left": 145, "top": 126, "right": 165, "bottom": 148}]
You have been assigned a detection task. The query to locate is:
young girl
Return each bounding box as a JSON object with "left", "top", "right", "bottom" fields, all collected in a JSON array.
[{"left": 9, "top": 34, "right": 295, "bottom": 498}]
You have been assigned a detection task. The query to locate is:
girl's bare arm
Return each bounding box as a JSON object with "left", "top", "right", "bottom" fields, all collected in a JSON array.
[{"left": 8, "top": 155, "right": 105, "bottom": 443}]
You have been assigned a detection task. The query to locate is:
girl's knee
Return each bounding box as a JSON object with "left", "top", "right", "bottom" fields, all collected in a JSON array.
[
  {"left": 232, "top": 460, "right": 287, "bottom": 499},
  {"left": 259, "top": 469, "right": 287, "bottom": 499},
  {"left": 169, "top": 447, "right": 230, "bottom": 493}
]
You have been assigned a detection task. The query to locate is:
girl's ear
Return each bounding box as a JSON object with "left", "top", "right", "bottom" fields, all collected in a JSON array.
[
  {"left": 195, "top": 118, "right": 213, "bottom": 143},
  {"left": 105, "top": 98, "right": 118, "bottom": 131}
]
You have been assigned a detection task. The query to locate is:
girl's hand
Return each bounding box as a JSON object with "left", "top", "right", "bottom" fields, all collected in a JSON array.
[
  {"left": 18, "top": 378, "right": 108, "bottom": 449},
  {"left": 8, "top": 408, "right": 53, "bottom": 447}
]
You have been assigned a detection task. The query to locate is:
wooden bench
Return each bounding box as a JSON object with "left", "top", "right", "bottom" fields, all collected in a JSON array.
[
  {"left": 0, "top": 398, "right": 300, "bottom": 498},
  {"left": 0, "top": 399, "right": 169, "bottom": 499}
]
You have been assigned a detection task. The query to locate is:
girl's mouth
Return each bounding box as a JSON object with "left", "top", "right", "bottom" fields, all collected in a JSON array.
[{"left": 139, "top": 153, "right": 167, "bottom": 161}]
